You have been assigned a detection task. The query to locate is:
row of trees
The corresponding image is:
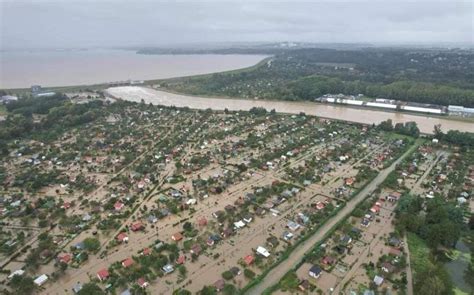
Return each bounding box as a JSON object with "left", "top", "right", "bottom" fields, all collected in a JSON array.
[
  {"left": 378, "top": 119, "right": 420, "bottom": 137},
  {"left": 285, "top": 76, "right": 474, "bottom": 107},
  {"left": 434, "top": 125, "right": 474, "bottom": 147}
]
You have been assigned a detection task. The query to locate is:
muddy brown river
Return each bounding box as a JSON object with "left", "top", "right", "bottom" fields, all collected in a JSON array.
[{"left": 106, "top": 86, "right": 474, "bottom": 135}]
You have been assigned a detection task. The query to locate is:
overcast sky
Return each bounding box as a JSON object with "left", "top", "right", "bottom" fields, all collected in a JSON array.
[{"left": 1, "top": 0, "right": 473, "bottom": 49}]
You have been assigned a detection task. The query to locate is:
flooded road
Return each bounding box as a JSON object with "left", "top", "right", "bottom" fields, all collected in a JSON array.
[{"left": 106, "top": 86, "right": 474, "bottom": 134}]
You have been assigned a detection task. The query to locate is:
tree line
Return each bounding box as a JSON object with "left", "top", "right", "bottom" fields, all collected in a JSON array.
[{"left": 161, "top": 47, "right": 474, "bottom": 107}]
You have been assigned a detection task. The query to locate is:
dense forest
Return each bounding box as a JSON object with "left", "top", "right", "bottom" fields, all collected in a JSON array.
[{"left": 157, "top": 47, "right": 474, "bottom": 107}]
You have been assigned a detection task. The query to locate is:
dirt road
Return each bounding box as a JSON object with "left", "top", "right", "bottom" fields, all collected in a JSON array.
[
  {"left": 246, "top": 142, "right": 420, "bottom": 295},
  {"left": 404, "top": 234, "right": 414, "bottom": 295}
]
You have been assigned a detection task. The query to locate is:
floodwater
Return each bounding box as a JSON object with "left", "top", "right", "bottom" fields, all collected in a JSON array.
[
  {"left": 445, "top": 240, "right": 472, "bottom": 294},
  {"left": 0, "top": 49, "right": 267, "bottom": 89},
  {"left": 106, "top": 86, "right": 474, "bottom": 134}
]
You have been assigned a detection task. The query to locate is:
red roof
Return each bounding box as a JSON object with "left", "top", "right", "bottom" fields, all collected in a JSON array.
[
  {"left": 131, "top": 222, "right": 144, "bottom": 231},
  {"left": 97, "top": 269, "right": 109, "bottom": 280},
  {"left": 122, "top": 257, "right": 134, "bottom": 268},
  {"left": 142, "top": 248, "right": 151, "bottom": 256},
  {"left": 370, "top": 205, "right": 380, "bottom": 213},
  {"left": 114, "top": 201, "right": 124, "bottom": 211},
  {"left": 190, "top": 244, "right": 202, "bottom": 255},
  {"left": 321, "top": 256, "right": 335, "bottom": 265},
  {"left": 58, "top": 253, "right": 72, "bottom": 264},
  {"left": 176, "top": 255, "right": 186, "bottom": 264},
  {"left": 197, "top": 216, "right": 208, "bottom": 226},
  {"left": 345, "top": 177, "right": 355, "bottom": 186},
  {"left": 137, "top": 277, "right": 148, "bottom": 288},
  {"left": 172, "top": 232, "right": 183, "bottom": 241},
  {"left": 244, "top": 255, "right": 255, "bottom": 265},
  {"left": 315, "top": 202, "right": 325, "bottom": 210},
  {"left": 389, "top": 248, "right": 402, "bottom": 257},
  {"left": 116, "top": 232, "right": 128, "bottom": 242}
]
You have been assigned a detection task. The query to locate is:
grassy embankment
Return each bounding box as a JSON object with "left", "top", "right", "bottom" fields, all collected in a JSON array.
[
  {"left": 0, "top": 105, "right": 7, "bottom": 116},
  {"left": 407, "top": 232, "right": 431, "bottom": 276}
]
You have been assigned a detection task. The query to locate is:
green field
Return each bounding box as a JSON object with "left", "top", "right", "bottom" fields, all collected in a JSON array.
[
  {"left": 0, "top": 104, "right": 7, "bottom": 116},
  {"left": 407, "top": 232, "right": 431, "bottom": 277}
]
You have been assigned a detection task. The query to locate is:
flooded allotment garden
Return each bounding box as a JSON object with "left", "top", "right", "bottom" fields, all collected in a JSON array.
[{"left": 0, "top": 95, "right": 471, "bottom": 295}]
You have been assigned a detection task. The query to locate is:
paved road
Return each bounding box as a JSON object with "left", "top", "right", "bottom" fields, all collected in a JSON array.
[{"left": 246, "top": 142, "right": 420, "bottom": 295}]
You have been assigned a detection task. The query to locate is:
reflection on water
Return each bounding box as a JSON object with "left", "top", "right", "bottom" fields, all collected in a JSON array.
[{"left": 106, "top": 86, "right": 474, "bottom": 135}]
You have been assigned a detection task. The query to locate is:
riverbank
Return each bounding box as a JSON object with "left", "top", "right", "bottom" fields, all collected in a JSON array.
[
  {"left": 105, "top": 86, "right": 474, "bottom": 134},
  {"left": 154, "top": 87, "right": 474, "bottom": 124}
]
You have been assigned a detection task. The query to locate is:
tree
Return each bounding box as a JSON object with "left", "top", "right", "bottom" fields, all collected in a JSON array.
[
  {"left": 83, "top": 237, "right": 100, "bottom": 252},
  {"left": 221, "top": 270, "right": 234, "bottom": 280},
  {"left": 183, "top": 222, "right": 193, "bottom": 232},
  {"left": 178, "top": 265, "right": 187, "bottom": 277},
  {"left": 199, "top": 286, "right": 217, "bottom": 295},
  {"left": 414, "top": 262, "right": 453, "bottom": 295},
  {"left": 379, "top": 119, "right": 393, "bottom": 131},
  {"left": 222, "top": 284, "right": 239, "bottom": 295},
  {"left": 244, "top": 268, "right": 255, "bottom": 279},
  {"left": 173, "top": 290, "right": 192, "bottom": 295},
  {"left": 9, "top": 275, "right": 36, "bottom": 295},
  {"left": 279, "top": 272, "right": 300, "bottom": 291},
  {"left": 77, "top": 282, "right": 105, "bottom": 295},
  {"left": 433, "top": 124, "right": 443, "bottom": 138}
]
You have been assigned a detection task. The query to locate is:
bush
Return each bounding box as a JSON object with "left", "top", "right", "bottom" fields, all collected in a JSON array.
[
  {"left": 244, "top": 268, "right": 255, "bottom": 279},
  {"left": 222, "top": 270, "right": 234, "bottom": 280}
]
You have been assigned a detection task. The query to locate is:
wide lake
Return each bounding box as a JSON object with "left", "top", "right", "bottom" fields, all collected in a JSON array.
[
  {"left": 0, "top": 49, "right": 267, "bottom": 89},
  {"left": 106, "top": 86, "right": 474, "bottom": 134}
]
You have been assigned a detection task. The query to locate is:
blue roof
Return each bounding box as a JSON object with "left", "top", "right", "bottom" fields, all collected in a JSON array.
[{"left": 309, "top": 265, "right": 322, "bottom": 274}]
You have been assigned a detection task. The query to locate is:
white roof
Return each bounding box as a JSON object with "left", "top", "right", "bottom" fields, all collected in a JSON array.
[
  {"left": 234, "top": 220, "right": 246, "bottom": 229},
  {"left": 186, "top": 198, "right": 196, "bottom": 205},
  {"left": 34, "top": 274, "right": 49, "bottom": 286},
  {"left": 373, "top": 275, "right": 384, "bottom": 286},
  {"left": 1, "top": 95, "right": 18, "bottom": 100},
  {"left": 342, "top": 99, "right": 364, "bottom": 106},
  {"left": 8, "top": 269, "right": 25, "bottom": 279},
  {"left": 256, "top": 246, "right": 270, "bottom": 257},
  {"left": 457, "top": 197, "right": 467, "bottom": 204},
  {"left": 403, "top": 106, "right": 442, "bottom": 114},
  {"left": 367, "top": 102, "right": 397, "bottom": 109},
  {"left": 448, "top": 105, "right": 474, "bottom": 113}
]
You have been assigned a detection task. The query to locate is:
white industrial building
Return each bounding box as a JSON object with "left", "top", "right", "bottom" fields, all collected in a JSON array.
[
  {"left": 403, "top": 106, "right": 443, "bottom": 114},
  {"left": 366, "top": 102, "right": 398, "bottom": 109},
  {"left": 448, "top": 105, "right": 474, "bottom": 116}
]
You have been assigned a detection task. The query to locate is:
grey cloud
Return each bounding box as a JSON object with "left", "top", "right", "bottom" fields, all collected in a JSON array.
[{"left": 0, "top": 0, "right": 472, "bottom": 49}]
